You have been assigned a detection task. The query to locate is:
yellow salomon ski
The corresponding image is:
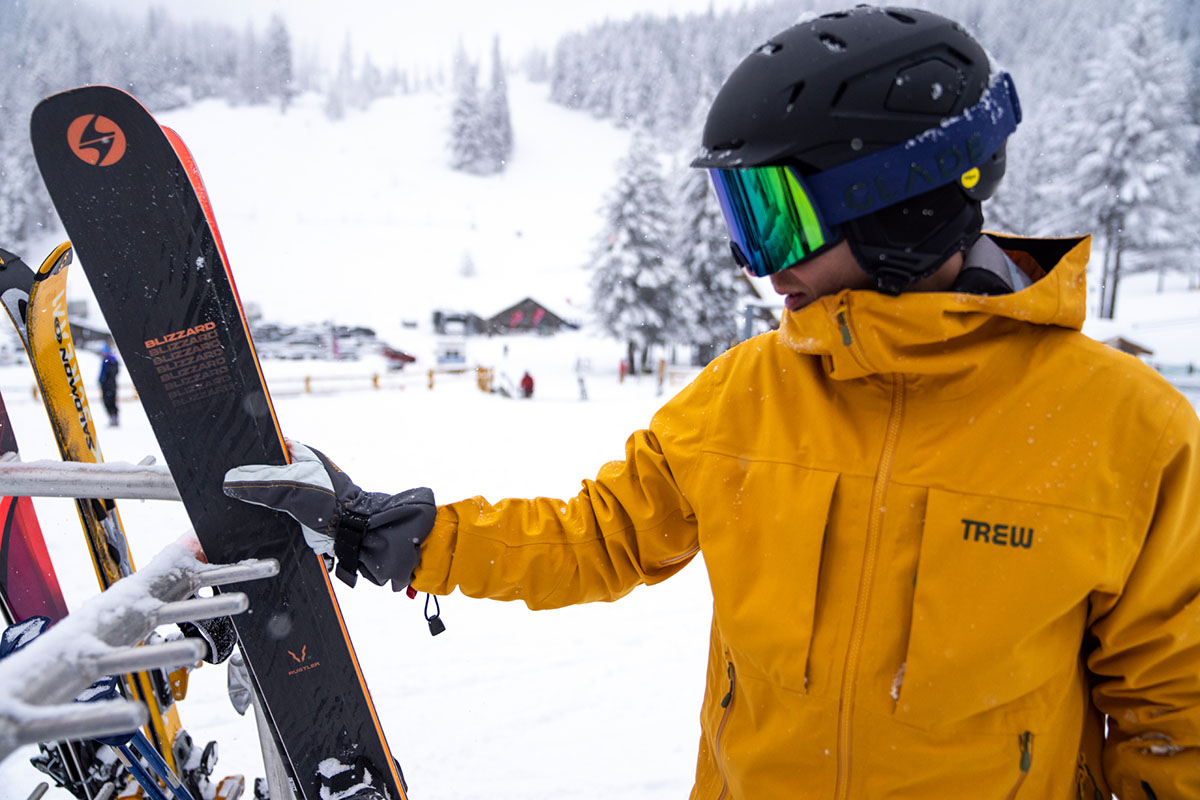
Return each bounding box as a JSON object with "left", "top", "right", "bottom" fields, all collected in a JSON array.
[{"left": 0, "top": 243, "right": 194, "bottom": 782}]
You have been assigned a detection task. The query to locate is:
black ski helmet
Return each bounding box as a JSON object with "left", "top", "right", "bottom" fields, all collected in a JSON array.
[{"left": 693, "top": 6, "right": 1014, "bottom": 294}]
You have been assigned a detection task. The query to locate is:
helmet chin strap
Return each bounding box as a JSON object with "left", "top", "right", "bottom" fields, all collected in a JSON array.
[{"left": 844, "top": 185, "right": 984, "bottom": 296}]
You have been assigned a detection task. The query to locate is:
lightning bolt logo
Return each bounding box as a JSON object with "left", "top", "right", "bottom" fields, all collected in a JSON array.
[{"left": 67, "top": 114, "right": 126, "bottom": 167}]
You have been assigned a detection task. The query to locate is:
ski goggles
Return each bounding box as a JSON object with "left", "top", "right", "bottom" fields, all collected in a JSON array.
[
  {"left": 708, "top": 165, "right": 841, "bottom": 278},
  {"left": 707, "top": 72, "right": 1021, "bottom": 278}
]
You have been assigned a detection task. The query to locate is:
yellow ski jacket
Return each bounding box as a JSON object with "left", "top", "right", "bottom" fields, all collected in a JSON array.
[{"left": 414, "top": 234, "right": 1200, "bottom": 799}]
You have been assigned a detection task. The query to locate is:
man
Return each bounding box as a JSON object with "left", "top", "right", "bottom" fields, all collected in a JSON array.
[{"left": 224, "top": 7, "right": 1200, "bottom": 798}]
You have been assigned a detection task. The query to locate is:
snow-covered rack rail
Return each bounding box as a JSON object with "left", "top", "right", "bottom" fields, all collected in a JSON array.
[
  {"left": 0, "top": 457, "right": 181, "bottom": 501},
  {"left": 0, "top": 538, "right": 278, "bottom": 763}
]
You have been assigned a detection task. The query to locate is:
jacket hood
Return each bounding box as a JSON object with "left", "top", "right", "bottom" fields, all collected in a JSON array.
[{"left": 778, "top": 234, "right": 1090, "bottom": 381}]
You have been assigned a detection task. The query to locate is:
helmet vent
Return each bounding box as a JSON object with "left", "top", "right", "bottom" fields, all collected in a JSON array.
[
  {"left": 830, "top": 81, "right": 849, "bottom": 107},
  {"left": 757, "top": 42, "right": 783, "bottom": 56},
  {"left": 785, "top": 81, "right": 806, "bottom": 113},
  {"left": 711, "top": 138, "right": 745, "bottom": 152},
  {"left": 946, "top": 46, "right": 975, "bottom": 66},
  {"left": 819, "top": 32, "right": 848, "bottom": 53},
  {"left": 820, "top": 11, "right": 850, "bottom": 18},
  {"left": 885, "top": 10, "right": 918, "bottom": 24}
]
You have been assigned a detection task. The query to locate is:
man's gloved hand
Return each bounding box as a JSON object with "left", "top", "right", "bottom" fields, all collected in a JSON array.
[{"left": 222, "top": 441, "right": 436, "bottom": 591}]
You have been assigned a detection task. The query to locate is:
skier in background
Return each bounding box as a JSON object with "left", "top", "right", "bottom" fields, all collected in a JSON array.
[
  {"left": 519, "top": 371, "right": 534, "bottom": 398},
  {"left": 225, "top": 7, "right": 1200, "bottom": 798},
  {"left": 98, "top": 342, "right": 120, "bottom": 427}
]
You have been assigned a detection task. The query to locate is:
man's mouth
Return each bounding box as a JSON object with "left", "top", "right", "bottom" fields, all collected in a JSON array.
[{"left": 783, "top": 291, "right": 809, "bottom": 312}]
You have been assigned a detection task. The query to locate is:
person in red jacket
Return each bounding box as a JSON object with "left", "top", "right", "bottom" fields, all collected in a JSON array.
[{"left": 519, "top": 371, "right": 534, "bottom": 399}]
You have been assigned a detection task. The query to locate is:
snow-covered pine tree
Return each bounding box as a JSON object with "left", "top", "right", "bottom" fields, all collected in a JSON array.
[
  {"left": 324, "top": 35, "right": 356, "bottom": 120},
  {"left": 235, "top": 24, "right": 266, "bottom": 106},
  {"left": 460, "top": 251, "right": 478, "bottom": 278},
  {"left": 482, "top": 37, "right": 514, "bottom": 174},
  {"left": 1166, "top": 0, "right": 1200, "bottom": 123},
  {"left": 0, "top": 0, "right": 255, "bottom": 249},
  {"left": 1054, "top": 0, "right": 1198, "bottom": 318},
  {"left": 673, "top": 151, "right": 755, "bottom": 365},
  {"left": 262, "top": 14, "right": 295, "bottom": 112},
  {"left": 981, "top": 100, "right": 1056, "bottom": 237},
  {"left": 0, "top": 127, "right": 28, "bottom": 246},
  {"left": 360, "top": 53, "right": 384, "bottom": 107},
  {"left": 449, "top": 48, "right": 488, "bottom": 174},
  {"left": 589, "top": 137, "right": 675, "bottom": 373},
  {"left": 523, "top": 48, "right": 551, "bottom": 83}
]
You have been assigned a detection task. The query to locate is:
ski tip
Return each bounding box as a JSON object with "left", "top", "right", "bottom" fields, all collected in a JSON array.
[{"left": 0, "top": 248, "right": 24, "bottom": 268}]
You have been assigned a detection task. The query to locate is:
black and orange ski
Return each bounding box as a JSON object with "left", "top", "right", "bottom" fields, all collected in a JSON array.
[{"left": 31, "top": 86, "right": 407, "bottom": 800}]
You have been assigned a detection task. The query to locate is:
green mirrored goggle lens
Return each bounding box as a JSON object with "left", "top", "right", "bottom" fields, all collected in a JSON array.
[{"left": 708, "top": 165, "right": 835, "bottom": 277}]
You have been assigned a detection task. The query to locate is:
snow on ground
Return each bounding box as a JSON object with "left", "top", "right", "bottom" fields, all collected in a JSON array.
[
  {"left": 1082, "top": 270, "right": 1200, "bottom": 367},
  {"left": 0, "top": 341, "right": 712, "bottom": 800}
]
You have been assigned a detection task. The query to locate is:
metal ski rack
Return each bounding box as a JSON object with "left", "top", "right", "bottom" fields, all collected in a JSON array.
[
  {"left": 0, "top": 538, "right": 278, "bottom": 763},
  {"left": 228, "top": 652, "right": 298, "bottom": 800},
  {"left": 0, "top": 456, "right": 182, "bottom": 501}
]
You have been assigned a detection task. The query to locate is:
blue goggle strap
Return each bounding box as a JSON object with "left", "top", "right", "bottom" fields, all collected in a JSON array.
[{"left": 805, "top": 72, "right": 1022, "bottom": 227}]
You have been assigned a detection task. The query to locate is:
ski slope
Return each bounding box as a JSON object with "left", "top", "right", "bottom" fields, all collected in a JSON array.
[
  {"left": 0, "top": 341, "right": 714, "bottom": 800},
  {"left": 1, "top": 73, "right": 1198, "bottom": 799}
]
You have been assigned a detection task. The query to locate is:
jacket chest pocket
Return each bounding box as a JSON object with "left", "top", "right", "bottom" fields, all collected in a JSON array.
[
  {"left": 697, "top": 459, "right": 838, "bottom": 693},
  {"left": 894, "top": 488, "right": 1120, "bottom": 731}
]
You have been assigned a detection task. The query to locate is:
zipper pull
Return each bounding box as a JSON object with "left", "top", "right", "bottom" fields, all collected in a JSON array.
[
  {"left": 835, "top": 306, "right": 853, "bottom": 346},
  {"left": 1019, "top": 731, "right": 1033, "bottom": 773},
  {"left": 721, "top": 662, "right": 736, "bottom": 708}
]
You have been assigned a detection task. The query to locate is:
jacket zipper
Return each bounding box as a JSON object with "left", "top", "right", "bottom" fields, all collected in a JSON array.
[
  {"left": 835, "top": 305, "right": 872, "bottom": 369},
  {"left": 715, "top": 656, "right": 736, "bottom": 800},
  {"left": 1004, "top": 732, "right": 1034, "bottom": 800},
  {"left": 833, "top": 363, "right": 906, "bottom": 800}
]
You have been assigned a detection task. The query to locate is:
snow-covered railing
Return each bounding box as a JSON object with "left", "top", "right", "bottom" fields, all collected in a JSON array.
[
  {"left": 0, "top": 457, "right": 181, "bottom": 500},
  {"left": 0, "top": 537, "right": 278, "bottom": 763}
]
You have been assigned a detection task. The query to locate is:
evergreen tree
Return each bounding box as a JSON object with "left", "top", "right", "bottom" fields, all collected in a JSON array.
[
  {"left": 460, "top": 251, "right": 478, "bottom": 278},
  {"left": 0, "top": 126, "right": 25, "bottom": 246},
  {"left": 236, "top": 24, "right": 266, "bottom": 106},
  {"left": 263, "top": 14, "right": 295, "bottom": 112},
  {"left": 0, "top": 0, "right": 255, "bottom": 250},
  {"left": 482, "top": 37, "right": 514, "bottom": 173},
  {"left": 449, "top": 48, "right": 488, "bottom": 173},
  {"left": 982, "top": 98, "right": 1055, "bottom": 236},
  {"left": 325, "top": 35, "right": 356, "bottom": 120},
  {"left": 589, "top": 138, "right": 675, "bottom": 373},
  {"left": 523, "top": 48, "right": 551, "bottom": 83},
  {"left": 360, "top": 53, "right": 384, "bottom": 106},
  {"left": 1054, "top": 0, "right": 1198, "bottom": 317},
  {"left": 673, "top": 150, "right": 755, "bottom": 364}
]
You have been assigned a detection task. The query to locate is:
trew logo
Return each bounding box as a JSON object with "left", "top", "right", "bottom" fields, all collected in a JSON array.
[
  {"left": 67, "top": 114, "right": 126, "bottom": 166},
  {"left": 288, "top": 646, "right": 308, "bottom": 664},
  {"left": 961, "top": 518, "right": 1034, "bottom": 549}
]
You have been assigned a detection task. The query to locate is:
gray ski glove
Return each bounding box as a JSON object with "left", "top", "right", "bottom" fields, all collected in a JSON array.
[{"left": 222, "top": 441, "right": 436, "bottom": 591}]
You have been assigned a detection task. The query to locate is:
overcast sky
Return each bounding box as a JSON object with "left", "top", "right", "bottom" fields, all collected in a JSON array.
[{"left": 90, "top": 0, "right": 762, "bottom": 71}]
